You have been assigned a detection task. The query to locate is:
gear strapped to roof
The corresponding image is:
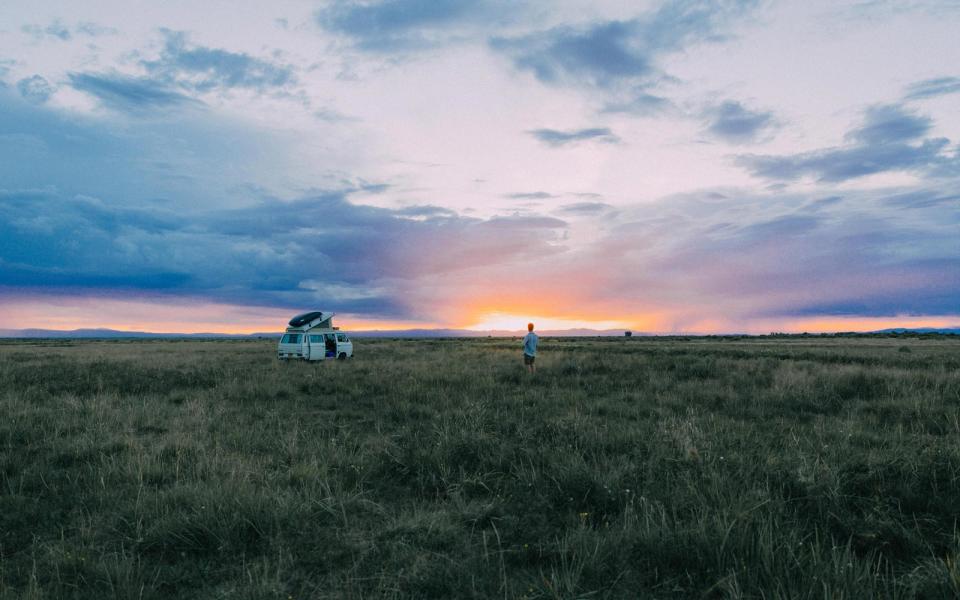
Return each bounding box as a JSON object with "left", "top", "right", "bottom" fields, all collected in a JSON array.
[{"left": 289, "top": 311, "right": 325, "bottom": 327}]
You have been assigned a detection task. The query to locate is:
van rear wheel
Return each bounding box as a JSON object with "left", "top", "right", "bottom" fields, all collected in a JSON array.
[{"left": 338, "top": 352, "right": 346, "bottom": 360}]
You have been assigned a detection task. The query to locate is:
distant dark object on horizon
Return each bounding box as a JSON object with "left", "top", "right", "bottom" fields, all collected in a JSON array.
[{"left": 625, "top": 331, "right": 632, "bottom": 337}]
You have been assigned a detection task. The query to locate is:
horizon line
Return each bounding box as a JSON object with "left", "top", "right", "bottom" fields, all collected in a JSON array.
[{"left": 2, "top": 325, "right": 958, "bottom": 339}]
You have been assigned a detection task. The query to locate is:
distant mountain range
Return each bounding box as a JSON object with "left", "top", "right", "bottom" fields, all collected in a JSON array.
[
  {"left": 1, "top": 327, "right": 957, "bottom": 339},
  {"left": 0, "top": 328, "right": 266, "bottom": 339},
  {"left": 874, "top": 327, "right": 960, "bottom": 335}
]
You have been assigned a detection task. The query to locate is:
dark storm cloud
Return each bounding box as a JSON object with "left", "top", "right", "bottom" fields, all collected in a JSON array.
[
  {"left": 0, "top": 187, "right": 567, "bottom": 316},
  {"left": 703, "top": 100, "right": 774, "bottom": 143},
  {"left": 0, "top": 189, "right": 190, "bottom": 291},
  {"left": 16, "top": 75, "right": 53, "bottom": 104},
  {"left": 736, "top": 104, "right": 958, "bottom": 182},
  {"left": 904, "top": 76, "right": 960, "bottom": 100},
  {"left": 68, "top": 72, "right": 198, "bottom": 111},
  {"left": 528, "top": 127, "right": 619, "bottom": 147},
  {"left": 143, "top": 30, "right": 296, "bottom": 93}
]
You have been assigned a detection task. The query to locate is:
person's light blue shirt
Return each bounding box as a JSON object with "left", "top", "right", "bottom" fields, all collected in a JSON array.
[{"left": 523, "top": 332, "right": 538, "bottom": 356}]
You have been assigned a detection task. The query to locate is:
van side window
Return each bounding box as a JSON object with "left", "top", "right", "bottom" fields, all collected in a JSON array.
[
  {"left": 309, "top": 335, "right": 322, "bottom": 343},
  {"left": 336, "top": 334, "right": 347, "bottom": 342}
]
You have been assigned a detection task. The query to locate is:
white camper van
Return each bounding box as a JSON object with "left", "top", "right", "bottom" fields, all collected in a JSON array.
[{"left": 277, "top": 311, "right": 354, "bottom": 361}]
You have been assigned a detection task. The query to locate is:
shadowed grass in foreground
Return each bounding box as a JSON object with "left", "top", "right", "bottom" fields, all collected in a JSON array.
[{"left": 2, "top": 336, "right": 960, "bottom": 598}]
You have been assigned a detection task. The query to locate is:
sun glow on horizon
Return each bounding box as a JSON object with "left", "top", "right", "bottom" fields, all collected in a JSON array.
[
  {"left": 466, "top": 312, "right": 632, "bottom": 332},
  {"left": 0, "top": 294, "right": 958, "bottom": 335}
]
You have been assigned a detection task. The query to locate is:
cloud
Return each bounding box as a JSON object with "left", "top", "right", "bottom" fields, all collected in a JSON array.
[
  {"left": 551, "top": 186, "right": 960, "bottom": 323},
  {"left": 383, "top": 184, "right": 959, "bottom": 329},
  {"left": 21, "top": 19, "right": 116, "bottom": 41},
  {"left": 0, "top": 84, "right": 294, "bottom": 210},
  {"left": 68, "top": 72, "right": 198, "bottom": 112},
  {"left": 839, "top": 0, "right": 960, "bottom": 19},
  {"left": 491, "top": 0, "right": 758, "bottom": 108},
  {"left": 75, "top": 22, "right": 118, "bottom": 37},
  {"left": 2, "top": 164, "right": 956, "bottom": 328},
  {"left": 316, "top": 0, "right": 512, "bottom": 52},
  {"left": 602, "top": 92, "right": 672, "bottom": 116},
  {"left": 556, "top": 201, "right": 612, "bottom": 215},
  {"left": 492, "top": 20, "right": 652, "bottom": 88},
  {"left": 904, "top": 76, "right": 960, "bottom": 100},
  {"left": 394, "top": 204, "right": 457, "bottom": 218},
  {"left": 21, "top": 20, "right": 72, "bottom": 41},
  {"left": 738, "top": 140, "right": 952, "bottom": 182},
  {"left": 703, "top": 100, "right": 774, "bottom": 143},
  {"left": 736, "top": 104, "right": 957, "bottom": 182},
  {"left": 143, "top": 30, "right": 296, "bottom": 93},
  {"left": 66, "top": 30, "right": 297, "bottom": 113},
  {"left": 845, "top": 104, "right": 930, "bottom": 144},
  {"left": 505, "top": 191, "right": 558, "bottom": 200},
  {"left": 314, "top": 107, "right": 357, "bottom": 122},
  {"left": 528, "top": 127, "right": 620, "bottom": 147},
  {"left": 0, "top": 187, "right": 567, "bottom": 318},
  {"left": 16, "top": 75, "right": 54, "bottom": 104}
]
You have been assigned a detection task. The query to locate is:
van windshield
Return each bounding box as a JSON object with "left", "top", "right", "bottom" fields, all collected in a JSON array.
[{"left": 281, "top": 334, "right": 301, "bottom": 344}]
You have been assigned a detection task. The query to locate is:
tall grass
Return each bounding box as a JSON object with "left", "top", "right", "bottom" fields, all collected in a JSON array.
[{"left": 1, "top": 336, "right": 959, "bottom": 598}]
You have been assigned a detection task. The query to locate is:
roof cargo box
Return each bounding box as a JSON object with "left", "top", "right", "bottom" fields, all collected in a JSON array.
[
  {"left": 289, "top": 311, "right": 324, "bottom": 327},
  {"left": 287, "top": 311, "right": 335, "bottom": 331}
]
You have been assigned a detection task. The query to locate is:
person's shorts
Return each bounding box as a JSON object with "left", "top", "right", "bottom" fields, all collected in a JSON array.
[{"left": 523, "top": 354, "right": 535, "bottom": 365}]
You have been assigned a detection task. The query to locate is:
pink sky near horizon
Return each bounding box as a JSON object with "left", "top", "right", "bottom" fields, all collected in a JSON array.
[{"left": 1, "top": 294, "right": 956, "bottom": 335}]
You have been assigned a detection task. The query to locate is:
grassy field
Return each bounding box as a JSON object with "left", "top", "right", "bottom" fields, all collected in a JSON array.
[{"left": 2, "top": 336, "right": 960, "bottom": 599}]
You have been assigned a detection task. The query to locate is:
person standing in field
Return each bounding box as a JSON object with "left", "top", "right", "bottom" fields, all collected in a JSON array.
[{"left": 522, "top": 322, "right": 538, "bottom": 373}]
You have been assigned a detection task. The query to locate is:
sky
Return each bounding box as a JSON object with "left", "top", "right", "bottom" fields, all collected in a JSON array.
[{"left": 0, "top": 0, "right": 958, "bottom": 334}]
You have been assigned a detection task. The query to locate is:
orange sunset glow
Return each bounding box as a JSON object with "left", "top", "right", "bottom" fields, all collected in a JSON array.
[{"left": 1, "top": 293, "right": 957, "bottom": 335}]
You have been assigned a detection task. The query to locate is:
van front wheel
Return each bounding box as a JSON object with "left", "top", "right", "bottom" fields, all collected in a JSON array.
[{"left": 338, "top": 353, "right": 346, "bottom": 360}]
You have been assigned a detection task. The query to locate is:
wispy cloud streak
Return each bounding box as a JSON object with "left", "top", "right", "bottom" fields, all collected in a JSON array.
[
  {"left": 737, "top": 104, "right": 958, "bottom": 181},
  {"left": 528, "top": 127, "right": 620, "bottom": 147}
]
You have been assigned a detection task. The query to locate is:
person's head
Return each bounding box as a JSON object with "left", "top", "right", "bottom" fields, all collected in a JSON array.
[{"left": 528, "top": 323, "right": 534, "bottom": 332}]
